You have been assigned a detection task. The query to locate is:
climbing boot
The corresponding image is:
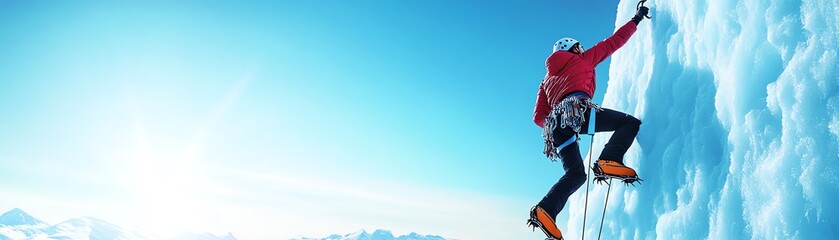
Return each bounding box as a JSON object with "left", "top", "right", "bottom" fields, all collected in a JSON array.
[
  {"left": 526, "top": 206, "right": 563, "bottom": 240},
  {"left": 593, "top": 159, "right": 637, "bottom": 178}
]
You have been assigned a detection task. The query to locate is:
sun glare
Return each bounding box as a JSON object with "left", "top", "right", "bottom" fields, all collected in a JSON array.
[
  {"left": 119, "top": 87, "right": 205, "bottom": 235},
  {"left": 126, "top": 144, "right": 201, "bottom": 234},
  {"left": 117, "top": 70, "right": 255, "bottom": 236}
]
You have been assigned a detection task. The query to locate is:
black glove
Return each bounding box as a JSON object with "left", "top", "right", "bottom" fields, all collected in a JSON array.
[{"left": 632, "top": 6, "right": 649, "bottom": 24}]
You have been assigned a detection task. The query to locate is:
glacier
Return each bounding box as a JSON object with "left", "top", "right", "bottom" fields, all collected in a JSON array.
[{"left": 561, "top": 0, "right": 839, "bottom": 239}]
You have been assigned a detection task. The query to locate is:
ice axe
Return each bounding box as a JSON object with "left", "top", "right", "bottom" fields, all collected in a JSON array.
[{"left": 637, "top": 0, "right": 652, "bottom": 19}]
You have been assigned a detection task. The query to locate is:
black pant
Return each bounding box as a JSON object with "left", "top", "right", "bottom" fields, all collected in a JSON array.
[{"left": 537, "top": 108, "right": 641, "bottom": 219}]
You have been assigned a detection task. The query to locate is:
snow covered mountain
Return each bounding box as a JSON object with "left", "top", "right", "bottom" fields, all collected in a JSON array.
[
  {"left": 290, "top": 229, "right": 450, "bottom": 240},
  {"left": 0, "top": 209, "right": 445, "bottom": 240},
  {"left": 0, "top": 208, "right": 46, "bottom": 227},
  {"left": 168, "top": 232, "right": 238, "bottom": 240},
  {"left": 0, "top": 208, "right": 50, "bottom": 240},
  {"left": 0, "top": 208, "right": 236, "bottom": 240}
]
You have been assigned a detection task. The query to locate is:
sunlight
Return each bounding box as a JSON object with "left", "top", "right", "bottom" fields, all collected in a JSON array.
[
  {"left": 123, "top": 90, "right": 200, "bottom": 234},
  {"left": 128, "top": 151, "right": 199, "bottom": 234},
  {"left": 119, "top": 69, "right": 257, "bottom": 235},
  {"left": 223, "top": 169, "right": 529, "bottom": 239}
]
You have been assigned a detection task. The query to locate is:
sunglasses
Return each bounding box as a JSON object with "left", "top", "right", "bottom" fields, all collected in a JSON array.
[{"left": 569, "top": 43, "right": 585, "bottom": 53}]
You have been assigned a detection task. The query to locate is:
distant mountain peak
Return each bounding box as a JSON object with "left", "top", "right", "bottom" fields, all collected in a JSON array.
[
  {"left": 291, "top": 229, "right": 449, "bottom": 240},
  {"left": 0, "top": 208, "right": 46, "bottom": 226},
  {"left": 170, "top": 232, "right": 238, "bottom": 240},
  {"left": 0, "top": 208, "right": 235, "bottom": 240}
]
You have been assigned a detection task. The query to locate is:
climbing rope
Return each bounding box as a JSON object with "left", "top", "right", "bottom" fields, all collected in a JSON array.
[
  {"left": 581, "top": 140, "right": 615, "bottom": 240},
  {"left": 597, "top": 179, "right": 613, "bottom": 240},
  {"left": 581, "top": 133, "right": 594, "bottom": 240}
]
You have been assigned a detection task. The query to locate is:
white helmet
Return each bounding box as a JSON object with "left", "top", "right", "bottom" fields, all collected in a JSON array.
[{"left": 553, "top": 38, "right": 579, "bottom": 52}]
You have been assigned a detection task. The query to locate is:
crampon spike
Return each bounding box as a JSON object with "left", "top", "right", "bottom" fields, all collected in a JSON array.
[
  {"left": 591, "top": 162, "right": 643, "bottom": 186},
  {"left": 527, "top": 217, "right": 541, "bottom": 230}
]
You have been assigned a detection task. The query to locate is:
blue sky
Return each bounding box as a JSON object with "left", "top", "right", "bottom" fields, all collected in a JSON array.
[{"left": 0, "top": 1, "right": 633, "bottom": 239}]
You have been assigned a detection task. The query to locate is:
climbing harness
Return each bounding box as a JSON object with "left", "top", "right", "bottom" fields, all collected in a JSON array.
[{"left": 542, "top": 93, "right": 602, "bottom": 161}]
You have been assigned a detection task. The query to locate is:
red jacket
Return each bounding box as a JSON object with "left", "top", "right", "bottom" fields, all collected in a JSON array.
[{"left": 533, "top": 21, "right": 638, "bottom": 127}]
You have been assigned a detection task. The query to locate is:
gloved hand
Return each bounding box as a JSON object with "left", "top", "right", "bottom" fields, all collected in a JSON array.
[{"left": 632, "top": 6, "right": 649, "bottom": 24}]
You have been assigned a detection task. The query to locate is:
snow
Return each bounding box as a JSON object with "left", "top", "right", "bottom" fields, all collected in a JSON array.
[
  {"left": 168, "top": 232, "right": 237, "bottom": 240},
  {"left": 290, "top": 229, "right": 450, "bottom": 240},
  {"left": 0, "top": 208, "right": 444, "bottom": 240},
  {"left": 561, "top": 0, "right": 839, "bottom": 239},
  {"left": 0, "top": 209, "right": 236, "bottom": 240},
  {"left": 0, "top": 208, "right": 46, "bottom": 227}
]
